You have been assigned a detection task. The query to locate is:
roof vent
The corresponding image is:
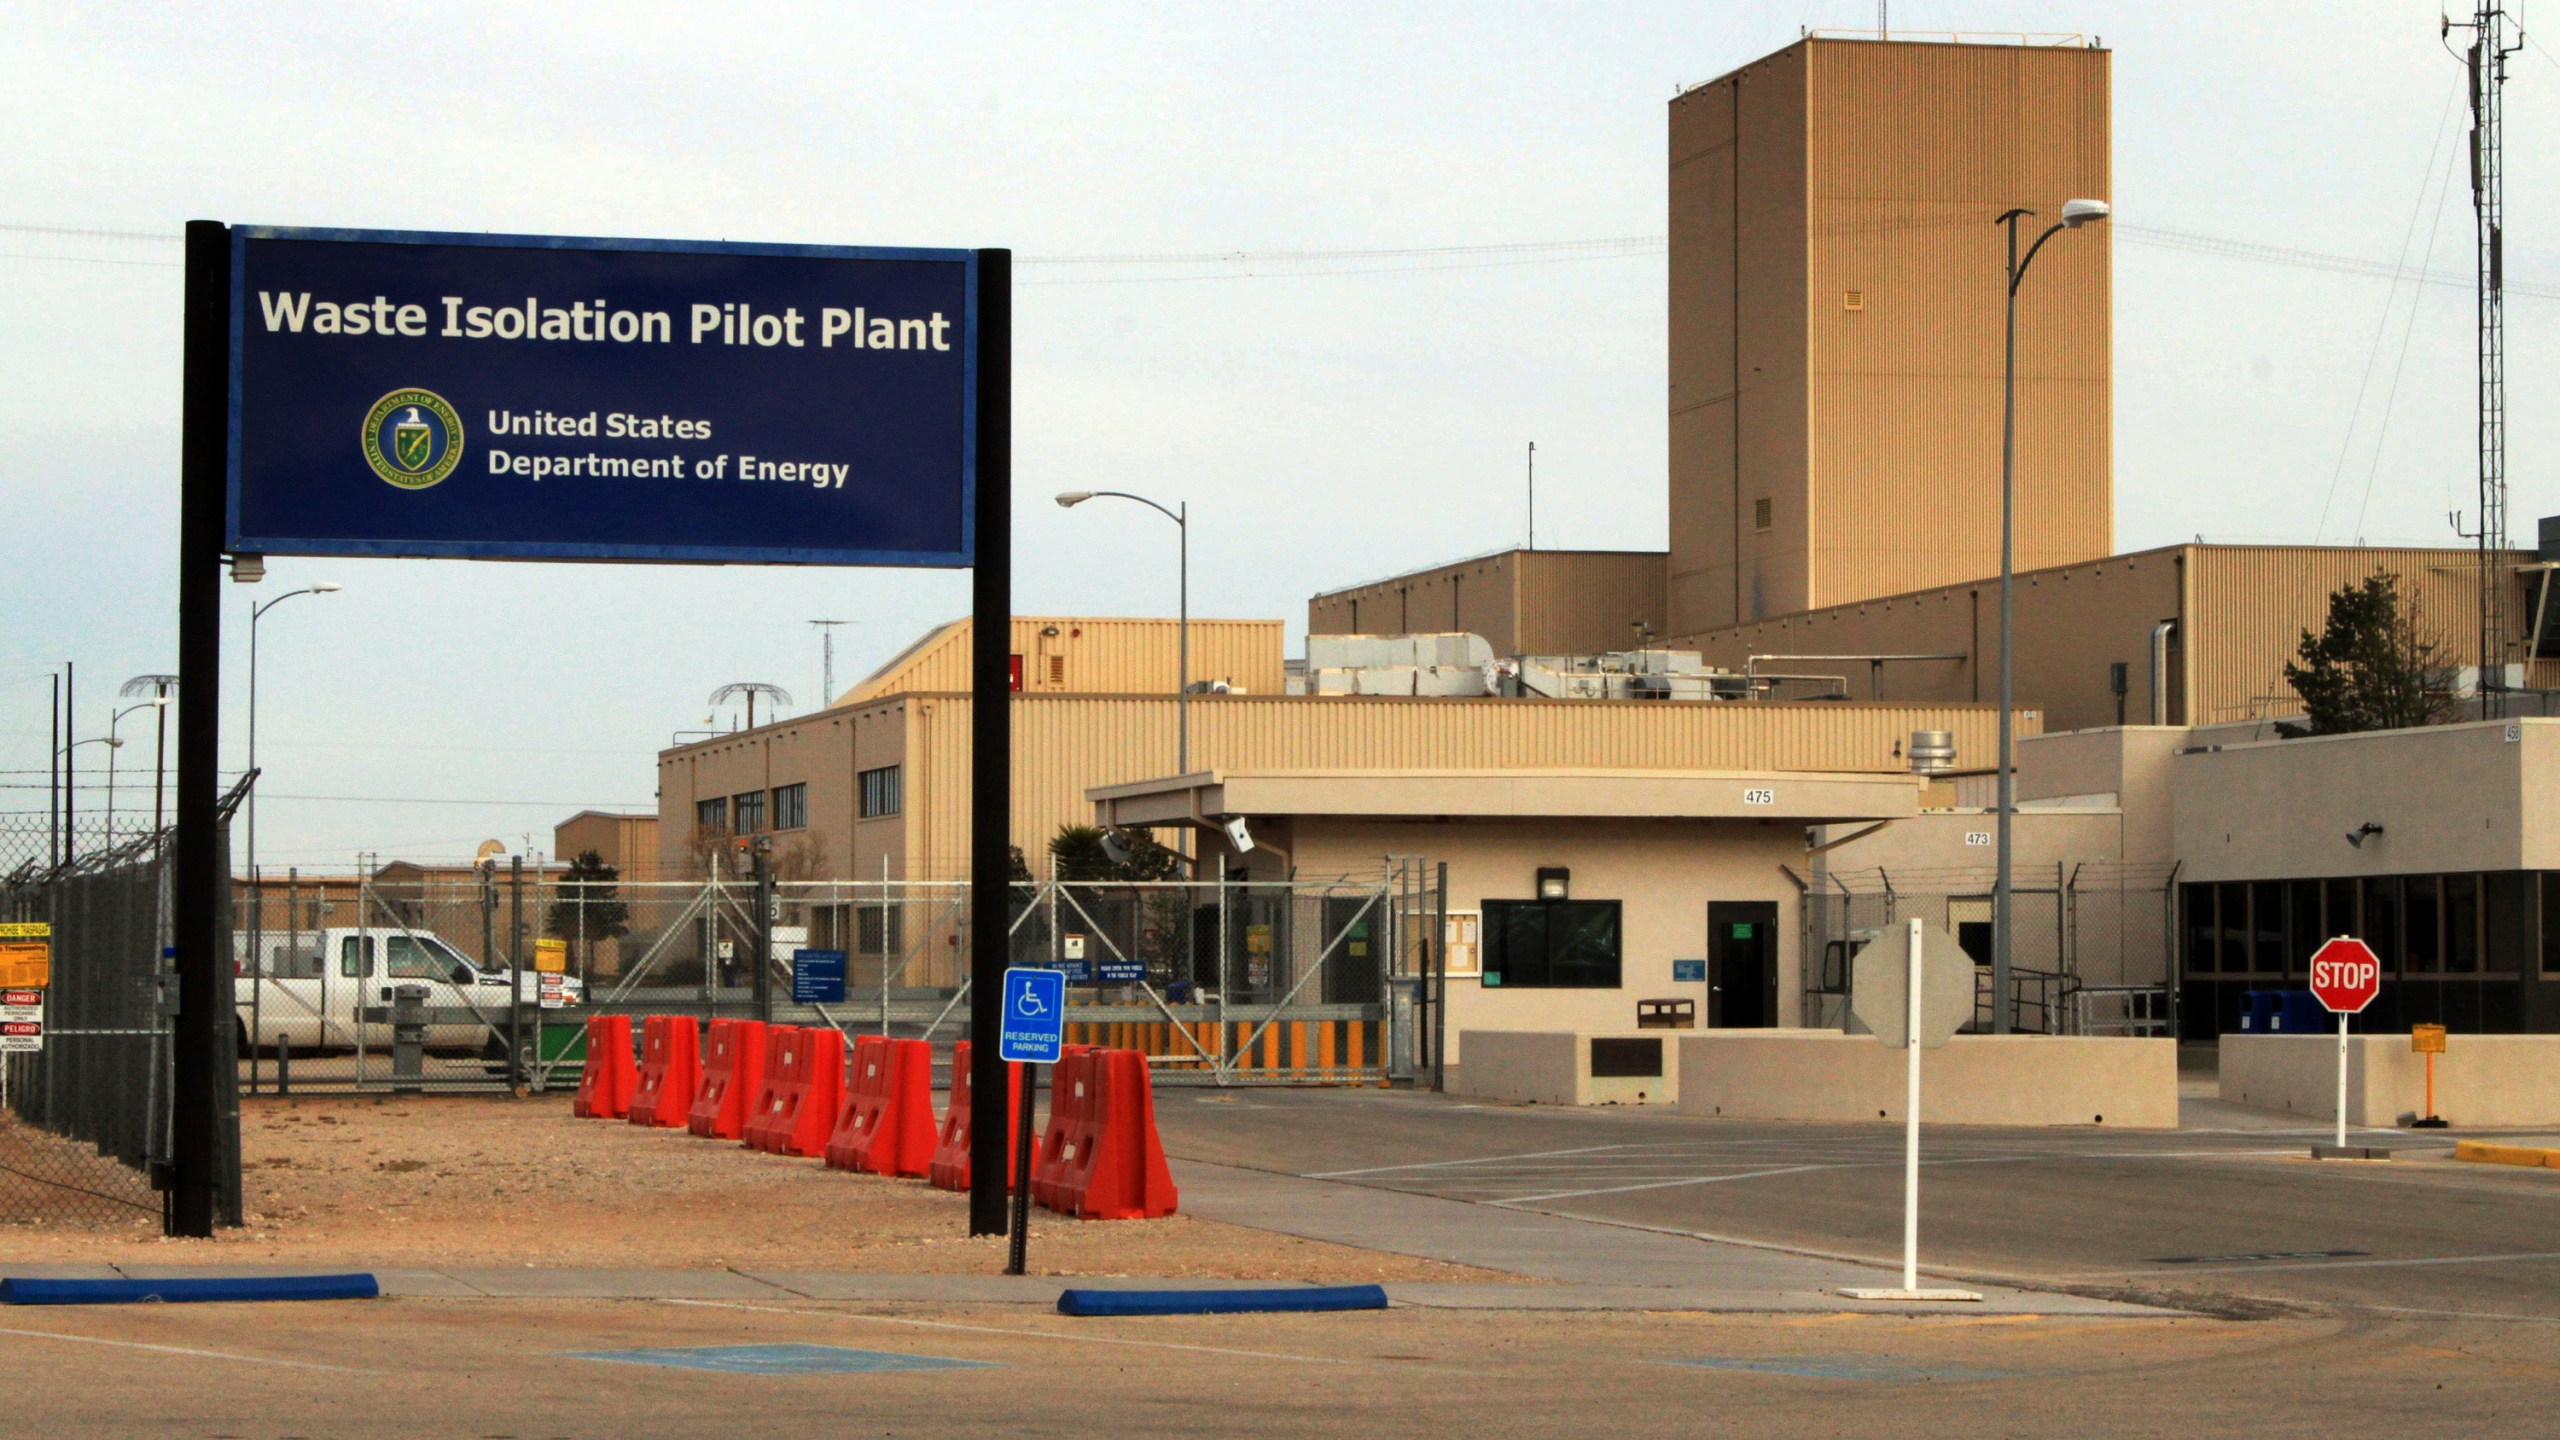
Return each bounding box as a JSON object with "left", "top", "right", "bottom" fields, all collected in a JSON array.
[{"left": 1908, "top": 730, "right": 1956, "bottom": 775}]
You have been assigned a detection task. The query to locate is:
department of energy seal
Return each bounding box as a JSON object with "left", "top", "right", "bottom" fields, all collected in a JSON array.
[{"left": 361, "top": 388, "right": 464, "bottom": 489}]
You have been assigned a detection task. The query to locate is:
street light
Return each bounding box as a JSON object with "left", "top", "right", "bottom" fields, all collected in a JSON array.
[
  {"left": 1056, "top": 490, "right": 1190, "bottom": 773},
  {"left": 104, "top": 698, "right": 167, "bottom": 847},
  {"left": 248, "top": 583, "right": 342, "bottom": 900},
  {"left": 1992, "top": 197, "right": 2108, "bottom": 1035},
  {"left": 120, "top": 674, "right": 179, "bottom": 841},
  {"left": 60, "top": 735, "right": 120, "bottom": 863}
]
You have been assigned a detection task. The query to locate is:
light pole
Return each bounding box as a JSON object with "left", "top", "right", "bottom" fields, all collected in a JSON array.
[
  {"left": 104, "top": 699, "right": 166, "bottom": 847},
  {"left": 1993, "top": 198, "right": 2107, "bottom": 1035},
  {"left": 1057, "top": 490, "right": 1189, "bottom": 773},
  {"left": 61, "top": 736, "right": 120, "bottom": 862},
  {"left": 248, "top": 583, "right": 342, "bottom": 901},
  {"left": 121, "top": 675, "right": 180, "bottom": 842}
]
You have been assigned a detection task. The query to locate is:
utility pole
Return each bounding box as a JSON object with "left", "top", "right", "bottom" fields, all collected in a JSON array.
[
  {"left": 2452, "top": 3, "right": 2524, "bottom": 714},
  {"left": 811, "top": 620, "right": 854, "bottom": 707},
  {"left": 1526, "top": 441, "right": 1536, "bottom": 551}
]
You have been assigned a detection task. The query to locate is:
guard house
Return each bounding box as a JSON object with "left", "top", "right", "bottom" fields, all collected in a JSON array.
[{"left": 1087, "top": 768, "right": 1920, "bottom": 1064}]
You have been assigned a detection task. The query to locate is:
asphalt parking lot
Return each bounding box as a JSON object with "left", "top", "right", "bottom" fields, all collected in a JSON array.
[
  {"left": 1156, "top": 1087, "right": 2560, "bottom": 1321},
  {"left": 4, "top": 1294, "right": 2550, "bottom": 1440}
]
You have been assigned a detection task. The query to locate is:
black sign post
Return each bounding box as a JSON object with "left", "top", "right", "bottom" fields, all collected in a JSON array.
[
  {"left": 167, "top": 223, "right": 1009, "bottom": 1240},
  {"left": 966, "top": 251, "right": 1012, "bottom": 1236}
]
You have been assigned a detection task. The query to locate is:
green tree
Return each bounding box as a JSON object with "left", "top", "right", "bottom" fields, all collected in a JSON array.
[
  {"left": 2280, "top": 573, "right": 2458, "bottom": 735},
  {"left": 544, "top": 850, "right": 630, "bottom": 971},
  {"left": 1047, "top": 825, "right": 1184, "bottom": 881}
]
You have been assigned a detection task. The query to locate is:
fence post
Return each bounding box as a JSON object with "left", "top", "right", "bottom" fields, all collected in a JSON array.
[
  {"left": 752, "top": 846, "right": 774, "bottom": 1025},
  {"left": 1432, "top": 861, "right": 1448, "bottom": 1092},
  {"left": 507, "top": 855, "right": 524, "bottom": 1094}
]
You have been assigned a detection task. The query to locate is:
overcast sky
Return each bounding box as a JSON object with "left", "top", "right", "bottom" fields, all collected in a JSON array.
[{"left": 1, "top": 0, "right": 2551, "bottom": 869}]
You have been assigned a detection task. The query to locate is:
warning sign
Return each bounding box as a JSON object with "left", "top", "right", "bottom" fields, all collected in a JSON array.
[
  {"left": 0, "top": 991, "right": 42, "bottom": 1053},
  {"left": 0, "top": 925, "right": 49, "bottom": 989}
]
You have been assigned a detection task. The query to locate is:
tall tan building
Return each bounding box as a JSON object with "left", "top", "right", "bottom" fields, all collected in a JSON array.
[{"left": 1667, "top": 35, "right": 2112, "bottom": 633}]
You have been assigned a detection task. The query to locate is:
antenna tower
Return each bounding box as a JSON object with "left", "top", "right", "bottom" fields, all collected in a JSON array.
[{"left": 2452, "top": 3, "right": 2525, "bottom": 713}]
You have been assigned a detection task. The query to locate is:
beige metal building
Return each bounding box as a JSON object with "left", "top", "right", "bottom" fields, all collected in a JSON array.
[
  {"left": 659, "top": 674, "right": 2028, "bottom": 885},
  {"left": 1308, "top": 549, "right": 1669, "bottom": 657},
  {"left": 553, "top": 810, "right": 661, "bottom": 879},
  {"left": 1668, "top": 35, "right": 2112, "bottom": 632},
  {"left": 1674, "top": 542, "right": 2558, "bottom": 734},
  {"left": 840, "top": 615, "right": 1285, "bottom": 705}
]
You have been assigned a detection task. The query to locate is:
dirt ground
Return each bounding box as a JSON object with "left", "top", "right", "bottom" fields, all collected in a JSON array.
[{"left": 0, "top": 1094, "right": 1503, "bottom": 1282}]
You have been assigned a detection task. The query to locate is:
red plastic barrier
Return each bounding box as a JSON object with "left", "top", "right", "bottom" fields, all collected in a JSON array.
[
  {"left": 571, "top": 1015, "right": 636, "bottom": 1119},
  {"left": 627, "top": 1016, "right": 701, "bottom": 1129},
  {"left": 687, "top": 1019, "right": 769, "bottom": 1140},
  {"left": 928, "top": 1041, "right": 1022, "bottom": 1192},
  {"left": 743, "top": 1025, "right": 844, "bottom": 1158},
  {"left": 824, "top": 1035, "right": 939, "bottom": 1177},
  {"left": 1025, "top": 1042, "right": 1092, "bottom": 1198},
  {"left": 1032, "top": 1048, "right": 1177, "bottom": 1220}
]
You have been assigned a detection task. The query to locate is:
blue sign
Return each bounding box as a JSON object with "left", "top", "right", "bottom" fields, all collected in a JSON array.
[
  {"left": 999, "top": 966, "right": 1064, "bottom": 1064},
  {"left": 1673, "top": 959, "right": 1707, "bottom": 983},
  {"left": 791, "top": 949, "right": 847, "bottom": 1005},
  {"left": 1057, "top": 958, "right": 1093, "bottom": 984},
  {"left": 1096, "top": 959, "right": 1146, "bottom": 984},
  {"left": 227, "top": 227, "right": 976, "bottom": 566}
]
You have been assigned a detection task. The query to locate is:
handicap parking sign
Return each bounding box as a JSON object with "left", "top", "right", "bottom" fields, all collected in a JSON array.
[{"left": 999, "top": 966, "right": 1065, "bottom": 1064}]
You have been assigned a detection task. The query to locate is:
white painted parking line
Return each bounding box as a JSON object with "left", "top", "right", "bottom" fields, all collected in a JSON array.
[
  {"left": 2081, "top": 1249, "right": 2560, "bottom": 1280},
  {"left": 662, "top": 1299, "right": 1349, "bottom": 1364},
  {"left": 0, "top": 1323, "right": 381, "bottom": 1373},
  {"left": 1305, "top": 1144, "right": 1633, "bottom": 1178},
  {"left": 1490, "top": 1164, "right": 1849, "bottom": 1205}
]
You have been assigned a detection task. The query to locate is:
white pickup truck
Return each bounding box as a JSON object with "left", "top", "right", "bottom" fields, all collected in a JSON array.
[{"left": 234, "top": 926, "right": 583, "bottom": 1054}]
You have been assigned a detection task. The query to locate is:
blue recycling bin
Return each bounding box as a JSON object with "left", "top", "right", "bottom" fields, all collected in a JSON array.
[
  {"left": 2271, "top": 991, "right": 2331, "bottom": 1034},
  {"left": 2236, "top": 990, "right": 2271, "bottom": 1033}
]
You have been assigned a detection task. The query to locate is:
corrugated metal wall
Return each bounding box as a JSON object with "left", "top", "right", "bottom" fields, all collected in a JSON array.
[
  {"left": 839, "top": 616, "right": 1285, "bottom": 704},
  {"left": 1804, "top": 39, "right": 2112, "bottom": 610},
  {"left": 1308, "top": 549, "right": 1669, "bottom": 655},
  {"left": 2192, "top": 546, "right": 2552, "bottom": 725},
  {"left": 1667, "top": 37, "right": 2110, "bottom": 634},
  {"left": 899, "top": 692, "right": 2029, "bottom": 878}
]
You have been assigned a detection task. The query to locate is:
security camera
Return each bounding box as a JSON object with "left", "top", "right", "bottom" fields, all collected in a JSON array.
[{"left": 1225, "top": 817, "right": 1255, "bottom": 854}]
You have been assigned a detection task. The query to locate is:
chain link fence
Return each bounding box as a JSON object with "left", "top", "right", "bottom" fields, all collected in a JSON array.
[
  {"left": 239, "top": 859, "right": 1444, "bottom": 1092},
  {"left": 1803, "top": 862, "right": 2178, "bottom": 1036},
  {"left": 0, "top": 822, "right": 230, "bottom": 1232}
]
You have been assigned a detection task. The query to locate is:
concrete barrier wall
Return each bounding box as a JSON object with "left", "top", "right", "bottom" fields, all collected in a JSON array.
[
  {"left": 2221, "top": 1034, "right": 2560, "bottom": 1128},
  {"left": 1448, "top": 1031, "right": 1679, "bottom": 1107},
  {"left": 1676, "top": 1032, "right": 2178, "bottom": 1128}
]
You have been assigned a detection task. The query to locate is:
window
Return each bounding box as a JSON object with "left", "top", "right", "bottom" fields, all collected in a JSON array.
[
  {"left": 2445, "top": 874, "right": 2480, "bottom": 974},
  {"left": 1753, "top": 497, "right": 1773, "bottom": 531},
  {"left": 2404, "top": 875, "right": 2441, "bottom": 974},
  {"left": 772, "top": 782, "right": 807, "bottom": 831},
  {"left": 1481, "top": 899, "right": 1621, "bottom": 989},
  {"left": 860, "top": 765, "right": 903, "bottom": 819},
  {"left": 2541, "top": 873, "right": 2560, "bottom": 975},
  {"left": 732, "top": 790, "right": 765, "bottom": 834},
  {"left": 2324, "top": 877, "right": 2358, "bottom": 945},
  {"left": 339, "top": 935, "right": 374, "bottom": 978},
  {"left": 2181, "top": 884, "right": 2217, "bottom": 975},
  {"left": 2363, "top": 876, "right": 2402, "bottom": 973},
  {"left": 695, "top": 797, "right": 728, "bottom": 832},
  {"left": 2251, "top": 881, "right": 2285, "bottom": 976},
  {"left": 2285, "top": 879, "right": 2322, "bottom": 977},
  {"left": 857, "top": 904, "right": 904, "bottom": 956},
  {"left": 2219, "top": 882, "right": 2251, "bottom": 974},
  {"left": 386, "top": 935, "right": 454, "bottom": 981}
]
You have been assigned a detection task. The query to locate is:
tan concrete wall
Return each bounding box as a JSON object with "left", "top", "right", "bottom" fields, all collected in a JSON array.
[
  {"left": 2016, "top": 726, "right": 2188, "bottom": 864},
  {"left": 2171, "top": 719, "right": 2557, "bottom": 884},
  {"left": 1812, "top": 807, "right": 2125, "bottom": 878},
  {"left": 1288, "top": 818, "right": 1808, "bottom": 1064},
  {"left": 1447, "top": 1031, "right": 1680, "bottom": 1107},
  {"left": 2221, "top": 1034, "right": 2560, "bottom": 1128},
  {"left": 1676, "top": 1031, "right": 2178, "bottom": 1127}
]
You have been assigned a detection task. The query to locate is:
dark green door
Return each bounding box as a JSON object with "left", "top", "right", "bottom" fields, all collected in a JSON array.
[{"left": 1707, "top": 902, "right": 1778, "bottom": 1028}]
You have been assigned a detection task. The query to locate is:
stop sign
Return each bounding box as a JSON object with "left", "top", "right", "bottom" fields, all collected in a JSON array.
[{"left": 2307, "top": 936, "right": 2382, "bottom": 1014}]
